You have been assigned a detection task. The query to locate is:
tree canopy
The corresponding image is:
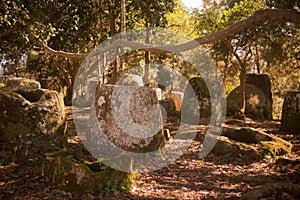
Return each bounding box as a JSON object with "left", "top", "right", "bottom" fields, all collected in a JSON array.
[{"left": 0, "top": 0, "right": 299, "bottom": 109}]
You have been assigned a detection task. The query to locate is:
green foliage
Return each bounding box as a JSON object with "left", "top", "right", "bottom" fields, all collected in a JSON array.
[
  {"left": 165, "top": 0, "right": 196, "bottom": 37},
  {"left": 128, "top": 0, "right": 175, "bottom": 27},
  {"left": 1, "top": 0, "right": 176, "bottom": 102}
]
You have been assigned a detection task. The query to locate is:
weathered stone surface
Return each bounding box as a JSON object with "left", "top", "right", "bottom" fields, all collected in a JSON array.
[
  {"left": 160, "top": 98, "right": 177, "bottom": 115},
  {"left": 159, "top": 98, "right": 180, "bottom": 127},
  {"left": 167, "top": 91, "right": 183, "bottom": 111},
  {"left": 88, "top": 85, "right": 165, "bottom": 157},
  {"left": 222, "top": 127, "right": 272, "bottom": 143},
  {"left": 246, "top": 73, "right": 272, "bottom": 101},
  {"left": 209, "top": 135, "right": 262, "bottom": 160},
  {"left": 280, "top": 91, "right": 300, "bottom": 134},
  {"left": 0, "top": 79, "right": 66, "bottom": 163},
  {"left": 246, "top": 73, "right": 273, "bottom": 119},
  {"left": 5, "top": 77, "right": 41, "bottom": 90},
  {"left": 181, "top": 77, "right": 211, "bottom": 125},
  {"left": 221, "top": 127, "right": 292, "bottom": 156},
  {"left": 227, "top": 84, "right": 272, "bottom": 120},
  {"left": 43, "top": 149, "right": 134, "bottom": 196},
  {"left": 118, "top": 73, "right": 144, "bottom": 86}
]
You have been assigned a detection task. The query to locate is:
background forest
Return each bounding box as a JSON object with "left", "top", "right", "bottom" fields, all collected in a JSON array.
[{"left": 1, "top": 0, "right": 299, "bottom": 118}]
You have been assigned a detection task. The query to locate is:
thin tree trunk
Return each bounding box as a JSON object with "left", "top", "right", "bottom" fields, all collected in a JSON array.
[
  {"left": 239, "top": 64, "right": 247, "bottom": 116},
  {"left": 143, "top": 20, "right": 151, "bottom": 85},
  {"left": 65, "top": 59, "right": 81, "bottom": 106},
  {"left": 108, "top": 0, "right": 116, "bottom": 36},
  {"left": 230, "top": 46, "right": 247, "bottom": 118},
  {"left": 120, "top": 0, "right": 126, "bottom": 76},
  {"left": 108, "top": 0, "right": 119, "bottom": 84},
  {"left": 255, "top": 44, "right": 260, "bottom": 73}
]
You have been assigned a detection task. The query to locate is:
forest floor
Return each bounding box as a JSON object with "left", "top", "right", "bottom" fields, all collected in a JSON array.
[{"left": 1, "top": 107, "right": 300, "bottom": 199}]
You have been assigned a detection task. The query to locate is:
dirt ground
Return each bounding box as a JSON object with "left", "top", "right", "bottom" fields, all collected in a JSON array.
[{"left": 1, "top": 108, "right": 299, "bottom": 199}]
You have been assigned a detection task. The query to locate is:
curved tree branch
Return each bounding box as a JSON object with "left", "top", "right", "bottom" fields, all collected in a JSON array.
[
  {"left": 30, "top": 8, "right": 300, "bottom": 59},
  {"left": 27, "top": 31, "right": 88, "bottom": 60}
]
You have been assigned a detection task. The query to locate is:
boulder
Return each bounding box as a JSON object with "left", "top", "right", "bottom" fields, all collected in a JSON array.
[
  {"left": 280, "top": 91, "right": 300, "bottom": 134},
  {"left": 222, "top": 127, "right": 271, "bottom": 143},
  {"left": 167, "top": 91, "right": 183, "bottom": 111},
  {"left": 42, "top": 149, "right": 134, "bottom": 196},
  {"left": 5, "top": 77, "right": 41, "bottom": 90},
  {"left": 209, "top": 135, "right": 262, "bottom": 160},
  {"left": 118, "top": 73, "right": 144, "bottom": 86},
  {"left": 0, "top": 78, "right": 66, "bottom": 163},
  {"left": 246, "top": 73, "right": 273, "bottom": 119},
  {"left": 222, "top": 126, "right": 292, "bottom": 156},
  {"left": 227, "top": 84, "right": 272, "bottom": 120},
  {"left": 87, "top": 85, "right": 165, "bottom": 158},
  {"left": 160, "top": 98, "right": 177, "bottom": 116},
  {"left": 181, "top": 77, "right": 211, "bottom": 125},
  {"left": 246, "top": 73, "right": 272, "bottom": 101}
]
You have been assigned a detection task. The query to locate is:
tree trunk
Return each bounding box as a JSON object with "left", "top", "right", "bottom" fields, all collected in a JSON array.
[
  {"left": 121, "top": 0, "right": 126, "bottom": 33},
  {"left": 108, "top": 0, "right": 116, "bottom": 36},
  {"left": 255, "top": 44, "right": 260, "bottom": 73},
  {"left": 64, "top": 59, "right": 81, "bottom": 106},
  {"left": 108, "top": 0, "right": 119, "bottom": 84},
  {"left": 239, "top": 64, "right": 247, "bottom": 117},
  {"left": 143, "top": 20, "right": 151, "bottom": 85},
  {"left": 120, "top": 0, "right": 126, "bottom": 76}
]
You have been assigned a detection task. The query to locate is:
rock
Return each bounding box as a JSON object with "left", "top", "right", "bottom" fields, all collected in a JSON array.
[
  {"left": 222, "top": 127, "right": 272, "bottom": 143},
  {"left": 246, "top": 73, "right": 272, "bottom": 101},
  {"left": 87, "top": 85, "right": 165, "bottom": 158},
  {"left": 160, "top": 98, "right": 177, "bottom": 116},
  {"left": 280, "top": 91, "right": 300, "bottom": 134},
  {"left": 209, "top": 135, "right": 262, "bottom": 160},
  {"left": 181, "top": 77, "right": 211, "bottom": 125},
  {"left": 118, "top": 73, "right": 144, "bottom": 86},
  {"left": 0, "top": 79, "right": 66, "bottom": 163},
  {"left": 42, "top": 149, "right": 134, "bottom": 196},
  {"left": 5, "top": 77, "right": 41, "bottom": 90},
  {"left": 159, "top": 98, "right": 180, "bottom": 126},
  {"left": 222, "top": 127, "right": 292, "bottom": 156},
  {"left": 246, "top": 73, "right": 273, "bottom": 119},
  {"left": 227, "top": 84, "right": 272, "bottom": 120},
  {"left": 167, "top": 91, "right": 183, "bottom": 111}
]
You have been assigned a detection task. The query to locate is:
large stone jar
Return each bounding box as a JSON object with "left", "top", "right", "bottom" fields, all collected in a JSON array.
[
  {"left": 0, "top": 78, "right": 66, "bottom": 163},
  {"left": 280, "top": 91, "right": 300, "bottom": 134},
  {"left": 87, "top": 85, "right": 165, "bottom": 160}
]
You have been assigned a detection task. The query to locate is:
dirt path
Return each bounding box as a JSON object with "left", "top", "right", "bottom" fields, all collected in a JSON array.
[{"left": 1, "top": 108, "right": 299, "bottom": 199}]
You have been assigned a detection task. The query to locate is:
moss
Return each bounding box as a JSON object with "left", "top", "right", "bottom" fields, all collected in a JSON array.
[
  {"left": 43, "top": 151, "right": 136, "bottom": 196},
  {"left": 1, "top": 87, "right": 66, "bottom": 163},
  {"left": 48, "top": 149, "right": 76, "bottom": 158},
  {"left": 261, "top": 138, "right": 292, "bottom": 157},
  {"left": 212, "top": 135, "right": 262, "bottom": 160},
  {"left": 143, "top": 130, "right": 165, "bottom": 152}
]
